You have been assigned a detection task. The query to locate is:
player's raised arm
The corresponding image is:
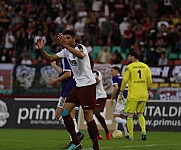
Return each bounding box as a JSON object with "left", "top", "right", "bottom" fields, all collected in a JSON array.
[
  {"left": 36, "top": 38, "right": 60, "bottom": 62},
  {"left": 57, "top": 32, "right": 85, "bottom": 59},
  {"left": 50, "top": 61, "right": 62, "bottom": 74}
]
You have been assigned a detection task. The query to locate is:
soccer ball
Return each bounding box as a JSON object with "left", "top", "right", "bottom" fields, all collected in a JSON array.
[{"left": 112, "top": 130, "right": 123, "bottom": 139}]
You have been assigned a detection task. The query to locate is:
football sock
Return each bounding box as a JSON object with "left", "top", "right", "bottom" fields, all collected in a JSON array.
[
  {"left": 122, "top": 123, "right": 129, "bottom": 136},
  {"left": 73, "top": 118, "right": 79, "bottom": 133},
  {"left": 87, "top": 120, "right": 99, "bottom": 150},
  {"left": 127, "top": 117, "right": 134, "bottom": 138},
  {"left": 114, "top": 117, "right": 126, "bottom": 124},
  {"left": 114, "top": 117, "right": 128, "bottom": 136},
  {"left": 95, "top": 114, "right": 109, "bottom": 133},
  {"left": 138, "top": 115, "right": 146, "bottom": 134},
  {"left": 62, "top": 115, "right": 79, "bottom": 145}
]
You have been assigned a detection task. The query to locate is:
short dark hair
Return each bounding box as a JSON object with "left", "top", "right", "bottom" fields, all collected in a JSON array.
[
  {"left": 63, "top": 30, "right": 75, "bottom": 36},
  {"left": 128, "top": 51, "right": 139, "bottom": 59},
  {"left": 111, "top": 66, "right": 121, "bottom": 74}
]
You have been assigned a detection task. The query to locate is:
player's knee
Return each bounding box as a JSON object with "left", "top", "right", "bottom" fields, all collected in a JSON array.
[{"left": 61, "top": 109, "right": 69, "bottom": 117}]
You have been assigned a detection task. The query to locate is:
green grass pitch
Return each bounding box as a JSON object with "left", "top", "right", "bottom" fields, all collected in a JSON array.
[{"left": 0, "top": 129, "right": 180, "bottom": 150}]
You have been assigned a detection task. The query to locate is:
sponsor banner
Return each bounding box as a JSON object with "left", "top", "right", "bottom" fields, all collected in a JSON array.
[
  {"left": 0, "top": 98, "right": 65, "bottom": 129},
  {"left": 1, "top": 98, "right": 181, "bottom": 131},
  {"left": 12, "top": 64, "right": 62, "bottom": 96},
  {"left": 79, "top": 100, "right": 181, "bottom": 132},
  {"left": 133, "top": 100, "right": 181, "bottom": 131},
  {"left": 0, "top": 64, "right": 14, "bottom": 94},
  {"left": 13, "top": 98, "right": 64, "bottom": 129}
]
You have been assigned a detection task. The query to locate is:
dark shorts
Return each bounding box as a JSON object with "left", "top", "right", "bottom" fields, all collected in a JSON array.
[
  {"left": 66, "top": 83, "right": 96, "bottom": 110},
  {"left": 95, "top": 98, "right": 107, "bottom": 112}
]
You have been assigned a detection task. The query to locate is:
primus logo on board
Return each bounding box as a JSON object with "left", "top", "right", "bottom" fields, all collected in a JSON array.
[{"left": 17, "top": 105, "right": 58, "bottom": 124}]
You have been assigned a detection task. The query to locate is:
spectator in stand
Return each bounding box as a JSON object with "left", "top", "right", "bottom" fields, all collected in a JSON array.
[
  {"left": 21, "top": 54, "right": 32, "bottom": 65},
  {"left": 33, "top": 30, "right": 47, "bottom": 59},
  {"left": 0, "top": 49, "right": 11, "bottom": 63},
  {"left": 54, "top": 11, "right": 65, "bottom": 34},
  {"left": 74, "top": 16, "right": 85, "bottom": 43},
  {"left": 111, "top": 50, "right": 123, "bottom": 64},
  {"left": 119, "top": 17, "right": 130, "bottom": 39},
  {"left": 4, "top": 26, "right": 15, "bottom": 51},
  {"left": 97, "top": 46, "right": 112, "bottom": 64},
  {"left": 158, "top": 52, "right": 168, "bottom": 66},
  {"left": 32, "top": 55, "right": 47, "bottom": 65}
]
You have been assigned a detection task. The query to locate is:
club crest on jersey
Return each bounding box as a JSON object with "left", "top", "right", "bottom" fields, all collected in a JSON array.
[{"left": 68, "top": 59, "right": 78, "bottom": 66}]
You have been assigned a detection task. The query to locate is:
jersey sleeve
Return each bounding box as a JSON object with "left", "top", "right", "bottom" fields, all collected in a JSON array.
[
  {"left": 56, "top": 49, "right": 65, "bottom": 58},
  {"left": 120, "top": 67, "right": 129, "bottom": 92},
  {"left": 147, "top": 67, "right": 152, "bottom": 89},
  {"left": 62, "top": 58, "right": 71, "bottom": 72}
]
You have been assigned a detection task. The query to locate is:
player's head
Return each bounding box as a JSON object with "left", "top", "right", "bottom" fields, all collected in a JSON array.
[
  {"left": 63, "top": 30, "right": 76, "bottom": 47},
  {"left": 111, "top": 66, "right": 121, "bottom": 76},
  {"left": 128, "top": 51, "right": 139, "bottom": 62}
]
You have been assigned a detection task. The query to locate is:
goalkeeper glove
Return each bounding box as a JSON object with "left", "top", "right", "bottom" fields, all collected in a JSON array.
[{"left": 117, "top": 92, "right": 125, "bottom": 103}]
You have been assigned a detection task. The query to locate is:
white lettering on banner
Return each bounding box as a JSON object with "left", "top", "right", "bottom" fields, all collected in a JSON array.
[
  {"left": 17, "top": 105, "right": 55, "bottom": 124},
  {"left": 150, "top": 67, "right": 169, "bottom": 77},
  {"left": 145, "top": 106, "right": 181, "bottom": 117},
  {"left": 134, "top": 119, "right": 181, "bottom": 127}
]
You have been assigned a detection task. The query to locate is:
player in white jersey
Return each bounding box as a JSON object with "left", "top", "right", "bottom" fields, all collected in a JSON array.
[
  {"left": 36, "top": 30, "right": 99, "bottom": 150},
  {"left": 90, "top": 59, "right": 112, "bottom": 141}
]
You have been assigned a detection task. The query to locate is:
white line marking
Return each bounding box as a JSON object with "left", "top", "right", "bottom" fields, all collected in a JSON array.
[{"left": 81, "top": 144, "right": 181, "bottom": 150}]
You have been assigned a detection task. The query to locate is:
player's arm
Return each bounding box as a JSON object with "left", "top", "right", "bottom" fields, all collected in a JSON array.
[
  {"left": 147, "top": 68, "right": 152, "bottom": 90},
  {"left": 49, "top": 71, "right": 71, "bottom": 86},
  {"left": 36, "top": 38, "right": 60, "bottom": 62},
  {"left": 58, "top": 33, "right": 85, "bottom": 59},
  {"left": 110, "top": 83, "right": 118, "bottom": 106},
  {"left": 120, "top": 68, "right": 129, "bottom": 93},
  {"left": 95, "top": 71, "right": 101, "bottom": 85},
  {"left": 111, "top": 84, "right": 118, "bottom": 101},
  {"left": 50, "top": 61, "right": 62, "bottom": 74}
]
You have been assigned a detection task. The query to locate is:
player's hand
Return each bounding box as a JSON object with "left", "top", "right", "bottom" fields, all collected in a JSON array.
[
  {"left": 48, "top": 78, "right": 58, "bottom": 87},
  {"left": 58, "top": 33, "right": 66, "bottom": 47},
  {"left": 36, "top": 38, "right": 45, "bottom": 50},
  {"left": 117, "top": 92, "right": 125, "bottom": 103}
]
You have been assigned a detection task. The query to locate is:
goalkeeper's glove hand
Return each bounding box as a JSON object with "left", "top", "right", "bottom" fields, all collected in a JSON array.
[{"left": 117, "top": 92, "right": 125, "bottom": 103}]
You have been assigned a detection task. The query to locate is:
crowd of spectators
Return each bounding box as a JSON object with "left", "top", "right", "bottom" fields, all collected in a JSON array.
[{"left": 0, "top": 0, "right": 181, "bottom": 66}]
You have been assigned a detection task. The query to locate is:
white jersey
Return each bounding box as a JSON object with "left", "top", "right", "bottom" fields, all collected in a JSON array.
[
  {"left": 56, "top": 44, "right": 96, "bottom": 87},
  {"left": 93, "top": 70, "right": 107, "bottom": 99}
]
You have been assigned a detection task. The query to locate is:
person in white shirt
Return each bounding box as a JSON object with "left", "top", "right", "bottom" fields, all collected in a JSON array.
[
  {"left": 36, "top": 30, "right": 99, "bottom": 150},
  {"left": 90, "top": 59, "right": 112, "bottom": 141}
]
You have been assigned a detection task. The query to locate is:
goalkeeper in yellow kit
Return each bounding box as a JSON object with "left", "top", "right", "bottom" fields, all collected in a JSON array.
[{"left": 119, "top": 51, "right": 152, "bottom": 140}]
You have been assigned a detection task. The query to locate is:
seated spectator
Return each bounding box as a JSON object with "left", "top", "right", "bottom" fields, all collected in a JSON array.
[
  {"left": 21, "top": 55, "right": 32, "bottom": 65},
  {"left": 32, "top": 56, "right": 47, "bottom": 65},
  {"left": 0, "top": 49, "right": 11, "bottom": 63},
  {"left": 97, "top": 46, "right": 112, "bottom": 64},
  {"left": 158, "top": 52, "right": 168, "bottom": 66},
  {"left": 111, "top": 50, "right": 123, "bottom": 64}
]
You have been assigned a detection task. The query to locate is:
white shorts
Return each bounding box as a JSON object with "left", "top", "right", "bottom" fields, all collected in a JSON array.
[
  {"left": 57, "top": 96, "right": 79, "bottom": 110},
  {"left": 114, "top": 99, "right": 127, "bottom": 116}
]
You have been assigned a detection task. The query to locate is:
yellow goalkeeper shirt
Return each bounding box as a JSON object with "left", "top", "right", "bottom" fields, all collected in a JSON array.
[{"left": 120, "top": 61, "right": 152, "bottom": 102}]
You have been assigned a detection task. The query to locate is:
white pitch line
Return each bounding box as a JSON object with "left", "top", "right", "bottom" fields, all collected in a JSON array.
[{"left": 81, "top": 143, "right": 181, "bottom": 150}]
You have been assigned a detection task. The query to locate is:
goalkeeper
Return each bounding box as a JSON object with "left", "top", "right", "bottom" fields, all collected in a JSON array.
[
  {"left": 110, "top": 66, "right": 129, "bottom": 139},
  {"left": 120, "top": 51, "right": 152, "bottom": 141}
]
